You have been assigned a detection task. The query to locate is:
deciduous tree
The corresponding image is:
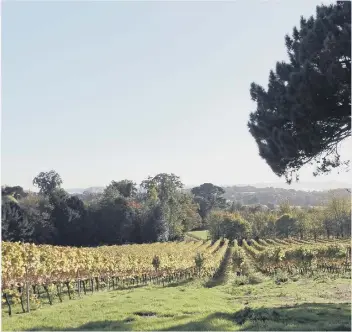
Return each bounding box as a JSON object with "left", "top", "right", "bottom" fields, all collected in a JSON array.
[
  {"left": 33, "top": 170, "right": 63, "bottom": 195},
  {"left": 141, "top": 173, "right": 183, "bottom": 203}
]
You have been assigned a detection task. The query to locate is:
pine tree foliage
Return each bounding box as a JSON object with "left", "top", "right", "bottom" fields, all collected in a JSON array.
[{"left": 248, "top": 1, "right": 351, "bottom": 183}]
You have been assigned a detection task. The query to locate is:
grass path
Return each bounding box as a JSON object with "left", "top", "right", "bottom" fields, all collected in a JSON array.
[
  {"left": 2, "top": 276, "right": 351, "bottom": 331},
  {"left": 187, "top": 230, "right": 209, "bottom": 240}
]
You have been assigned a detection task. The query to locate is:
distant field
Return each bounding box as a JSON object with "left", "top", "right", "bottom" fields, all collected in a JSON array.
[{"left": 187, "top": 230, "right": 209, "bottom": 240}]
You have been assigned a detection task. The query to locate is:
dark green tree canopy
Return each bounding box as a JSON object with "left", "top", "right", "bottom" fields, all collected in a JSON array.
[
  {"left": 2, "top": 170, "right": 351, "bottom": 245},
  {"left": 141, "top": 173, "right": 183, "bottom": 203},
  {"left": 33, "top": 170, "right": 63, "bottom": 195},
  {"left": 113, "top": 180, "right": 137, "bottom": 198},
  {"left": 102, "top": 180, "right": 137, "bottom": 199},
  {"left": 276, "top": 214, "right": 296, "bottom": 238},
  {"left": 1, "top": 186, "right": 28, "bottom": 200},
  {"left": 191, "top": 183, "right": 226, "bottom": 222},
  {"left": 248, "top": 1, "right": 351, "bottom": 183}
]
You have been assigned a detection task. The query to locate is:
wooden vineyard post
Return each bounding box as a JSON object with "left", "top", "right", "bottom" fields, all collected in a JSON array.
[
  {"left": 77, "top": 271, "right": 81, "bottom": 298},
  {"left": 25, "top": 268, "right": 30, "bottom": 312},
  {"left": 346, "top": 247, "right": 351, "bottom": 264},
  {"left": 23, "top": 242, "right": 31, "bottom": 313},
  {"left": 3, "top": 293, "right": 12, "bottom": 316},
  {"left": 66, "top": 282, "right": 72, "bottom": 299},
  {"left": 57, "top": 284, "right": 63, "bottom": 302},
  {"left": 43, "top": 285, "right": 53, "bottom": 305},
  {"left": 82, "top": 280, "right": 87, "bottom": 295},
  {"left": 18, "top": 287, "right": 26, "bottom": 313}
]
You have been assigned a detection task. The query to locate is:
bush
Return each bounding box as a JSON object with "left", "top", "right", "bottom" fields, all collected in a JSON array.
[
  {"left": 194, "top": 252, "right": 205, "bottom": 275},
  {"left": 233, "top": 270, "right": 265, "bottom": 286},
  {"left": 233, "top": 275, "right": 249, "bottom": 286},
  {"left": 274, "top": 269, "right": 288, "bottom": 283},
  {"left": 241, "top": 261, "right": 251, "bottom": 275},
  {"left": 207, "top": 211, "right": 251, "bottom": 241},
  {"left": 248, "top": 272, "right": 265, "bottom": 284},
  {"left": 152, "top": 255, "right": 160, "bottom": 271}
]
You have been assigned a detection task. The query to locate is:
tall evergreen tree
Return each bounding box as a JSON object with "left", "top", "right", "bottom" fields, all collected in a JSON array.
[{"left": 248, "top": 1, "right": 351, "bottom": 183}]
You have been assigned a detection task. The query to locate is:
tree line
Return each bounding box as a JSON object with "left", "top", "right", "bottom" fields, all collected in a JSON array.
[
  {"left": 2, "top": 170, "right": 350, "bottom": 247},
  {"left": 1, "top": 171, "right": 224, "bottom": 246},
  {"left": 207, "top": 197, "right": 351, "bottom": 243}
]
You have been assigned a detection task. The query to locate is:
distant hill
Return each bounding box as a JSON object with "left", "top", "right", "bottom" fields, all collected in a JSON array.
[
  {"left": 66, "top": 182, "right": 351, "bottom": 207},
  {"left": 66, "top": 181, "right": 351, "bottom": 194},
  {"left": 221, "top": 186, "right": 350, "bottom": 207},
  {"left": 233, "top": 181, "right": 351, "bottom": 191},
  {"left": 66, "top": 187, "right": 104, "bottom": 194}
]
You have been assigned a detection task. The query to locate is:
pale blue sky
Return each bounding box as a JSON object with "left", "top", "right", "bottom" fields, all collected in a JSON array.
[{"left": 2, "top": 0, "right": 351, "bottom": 190}]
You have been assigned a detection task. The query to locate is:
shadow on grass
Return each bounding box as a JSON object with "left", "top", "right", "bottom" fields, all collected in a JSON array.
[
  {"left": 232, "top": 303, "right": 351, "bottom": 331},
  {"left": 23, "top": 303, "right": 351, "bottom": 331},
  {"left": 27, "top": 319, "right": 134, "bottom": 331},
  {"left": 166, "top": 303, "right": 351, "bottom": 331},
  {"left": 164, "top": 278, "right": 195, "bottom": 288}
]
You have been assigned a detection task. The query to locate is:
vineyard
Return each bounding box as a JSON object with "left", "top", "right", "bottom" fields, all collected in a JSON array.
[
  {"left": 2, "top": 237, "right": 351, "bottom": 318},
  {"left": 2, "top": 239, "right": 229, "bottom": 316},
  {"left": 234, "top": 238, "right": 351, "bottom": 278}
]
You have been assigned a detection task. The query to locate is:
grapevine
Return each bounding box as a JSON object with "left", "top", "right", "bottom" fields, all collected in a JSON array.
[{"left": 2, "top": 239, "right": 228, "bottom": 316}]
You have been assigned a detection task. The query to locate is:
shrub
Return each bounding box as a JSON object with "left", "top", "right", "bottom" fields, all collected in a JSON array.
[
  {"left": 248, "top": 272, "right": 265, "bottom": 284},
  {"left": 274, "top": 269, "right": 288, "bottom": 283},
  {"left": 207, "top": 211, "right": 251, "bottom": 241},
  {"left": 194, "top": 252, "right": 205, "bottom": 275},
  {"left": 152, "top": 255, "right": 160, "bottom": 271},
  {"left": 233, "top": 275, "right": 249, "bottom": 286}
]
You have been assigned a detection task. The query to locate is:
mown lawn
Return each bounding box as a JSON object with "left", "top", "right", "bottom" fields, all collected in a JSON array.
[
  {"left": 187, "top": 230, "right": 209, "bottom": 240},
  {"left": 2, "top": 277, "right": 351, "bottom": 331}
]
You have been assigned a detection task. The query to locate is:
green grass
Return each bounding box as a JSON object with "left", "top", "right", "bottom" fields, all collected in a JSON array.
[
  {"left": 3, "top": 277, "right": 351, "bottom": 331},
  {"left": 187, "top": 230, "right": 209, "bottom": 240}
]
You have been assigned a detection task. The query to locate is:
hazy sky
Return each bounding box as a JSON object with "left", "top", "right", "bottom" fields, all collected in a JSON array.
[{"left": 2, "top": 0, "right": 351, "bottom": 190}]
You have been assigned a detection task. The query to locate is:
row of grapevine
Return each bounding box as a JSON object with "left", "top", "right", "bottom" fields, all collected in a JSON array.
[
  {"left": 232, "top": 245, "right": 246, "bottom": 272},
  {"left": 254, "top": 243, "right": 351, "bottom": 275},
  {"left": 239, "top": 237, "right": 351, "bottom": 276},
  {"left": 2, "top": 239, "right": 228, "bottom": 316},
  {"left": 258, "top": 239, "right": 270, "bottom": 246},
  {"left": 2, "top": 241, "right": 200, "bottom": 288},
  {"left": 250, "top": 240, "right": 266, "bottom": 251},
  {"left": 242, "top": 239, "right": 259, "bottom": 258},
  {"left": 231, "top": 241, "right": 267, "bottom": 281},
  {"left": 202, "top": 239, "right": 229, "bottom": 276},
  {"left": 257, "top": 237, "right": 350, "bottom": 247}
]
